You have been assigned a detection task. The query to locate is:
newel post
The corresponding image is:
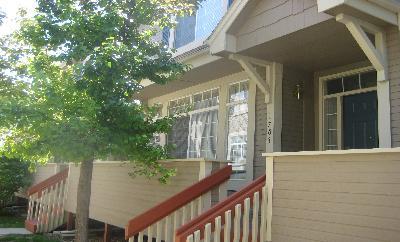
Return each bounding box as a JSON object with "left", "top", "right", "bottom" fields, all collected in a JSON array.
[{"left": 265, "top": 156, "right": 274, "bottom": 242}]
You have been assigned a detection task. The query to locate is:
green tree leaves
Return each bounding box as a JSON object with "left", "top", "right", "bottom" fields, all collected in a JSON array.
[{"left": 0, "top": 0, "right": 197, "bottom": 182}]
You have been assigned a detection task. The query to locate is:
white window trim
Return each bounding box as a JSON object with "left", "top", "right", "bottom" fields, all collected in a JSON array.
[
  {"left": 187, "top": 88, "right": 220, "bottom": 159},
  {"left": 318, "top": 66, "right": 378, "bottom": 151},
  {"left": 148, "top": 72, "right": 255, "bottom": 188}
]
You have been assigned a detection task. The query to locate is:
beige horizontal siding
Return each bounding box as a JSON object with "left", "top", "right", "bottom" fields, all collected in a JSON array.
[
  {"left": 62, "top": 160, "right": 221, "bottom": 228},
  {"left": 271, "top": 151, "right": 400, "bottom": 242}
]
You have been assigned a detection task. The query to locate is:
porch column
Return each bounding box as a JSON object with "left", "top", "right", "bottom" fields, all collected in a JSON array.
[
  {"left": 337, "top": 14, "right": 392, "bottom": 148},
  {"left": 229, "top": 54, "right": 283, "bottom": 152},
  {"left": 266, "top": 63, "right": 283, "bottom": 153}
]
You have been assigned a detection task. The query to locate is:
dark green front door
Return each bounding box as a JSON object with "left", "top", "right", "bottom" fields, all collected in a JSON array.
[{"left": 343, "top": 91, "right": 378, "bottom": 149}]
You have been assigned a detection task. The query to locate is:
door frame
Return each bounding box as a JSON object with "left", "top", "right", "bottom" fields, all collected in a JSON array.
[{"left": 318, "top": 65, "right": 379, "bottom": 150}]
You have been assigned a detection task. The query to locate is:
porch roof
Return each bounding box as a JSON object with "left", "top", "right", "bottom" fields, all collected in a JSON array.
[{"left": 207, "top": 0, "right": 400, "bottom": 55}]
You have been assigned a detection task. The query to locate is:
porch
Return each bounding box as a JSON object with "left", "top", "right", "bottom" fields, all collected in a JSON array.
[
  {"left": 169, "top": 148, "right": 400, "bottom": 242},
  {"left": 23, "top": 148, "right": 400, "bottom": 242}
]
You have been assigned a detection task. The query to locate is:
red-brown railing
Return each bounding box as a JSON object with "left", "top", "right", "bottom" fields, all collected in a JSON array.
[
  {"left": 175, "top": 175, "right": 267, "bottom": 242},
  {"left": 27, "top": 169, "right": 69, "bottom": 197},
  {"left": 26, "top": 168, "right": 69, "bottom": 233},
  {"left": 125, "top": 165, "right": 232, "bottom": 241}
]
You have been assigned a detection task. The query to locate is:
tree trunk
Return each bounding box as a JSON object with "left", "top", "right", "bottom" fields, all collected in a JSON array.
[{"left": 75, "top": 159, "right": 94, "bottom": 242}]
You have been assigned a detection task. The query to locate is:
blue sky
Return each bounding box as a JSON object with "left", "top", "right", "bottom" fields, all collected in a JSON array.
[{"left": 0, "top": 0, "right": 37, "bottom": 36}]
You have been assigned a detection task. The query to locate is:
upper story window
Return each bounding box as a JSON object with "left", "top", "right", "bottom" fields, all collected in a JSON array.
[{"left": 174, "top": 0, "right": 225, "bottom": 48}]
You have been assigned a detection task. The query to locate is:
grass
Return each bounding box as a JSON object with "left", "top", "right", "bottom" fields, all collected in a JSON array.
[
  {"left": 0, "top": 235, "right": 60, "bottom": 242},
  {"left": 0, "top": 209, "right": 25, "bottom": 228}
]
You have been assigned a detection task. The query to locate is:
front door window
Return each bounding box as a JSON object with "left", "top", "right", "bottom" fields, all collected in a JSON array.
[{"left": 322, "top": 70, "right": 378, "bottom": 150}]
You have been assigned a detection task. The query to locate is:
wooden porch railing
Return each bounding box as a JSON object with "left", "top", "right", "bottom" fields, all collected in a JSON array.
[
  {"left": 25, "top": 168, "right": 69, "bottom": 233},
  {"left": 125, "top": 165, "right": 232, "bottom": 242},
  {"left": 175, "top": 175, "right": 267, "bottom": 242}
]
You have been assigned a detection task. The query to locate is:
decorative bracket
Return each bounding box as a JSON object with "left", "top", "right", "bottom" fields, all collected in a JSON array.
[
  {"left": 229, "top": 54, "right": 273, "bottom": 103},
  {"left": 336, "top": 13, "right": 388, "bottom": 81}
]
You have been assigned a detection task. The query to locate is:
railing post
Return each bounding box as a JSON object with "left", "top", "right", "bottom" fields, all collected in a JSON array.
[{"left": 265, "top": 156, "right": 274, "bottom": 242}]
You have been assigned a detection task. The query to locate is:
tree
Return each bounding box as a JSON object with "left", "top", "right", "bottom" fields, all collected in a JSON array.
[
  {"left": 0, "top": 156, "right": 31, "bottom": 208},
  {"left": 0, "top": 1, "right": 198, "bottom": 241}
]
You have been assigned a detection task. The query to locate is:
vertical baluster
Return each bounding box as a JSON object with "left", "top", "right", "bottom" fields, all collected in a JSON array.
[
  {"left": 58, "top": 179, "right": 67, "bottom": 226},
  {"left": 242, "top": 198, "right": 250, "bottom": 242},
  {"left": 27, "top": 196, "right": 33, "bottom": 220},
  {"left": 260, "top": 186, "right": 267, "bottom": 242},
  {"left": 156, "top": 221, "right": 162, "bottom": 242},
  {"left": 233, "top": 204, "right": 242, "bottom": 242},
  {"left": 54, "top": 180, "right": 64, "bottom": 228},
  {"left": 197, "top": 196, "right": 202, "bottom": 215},
  {"left": 251, "top": 192, "right": 260, "bottom": 242},
  {"left": 190, "top": 201, "right": 196, "bottom": 220},
  {"left": 194, "top": 230, "right": 201, "bottom": 242},
  {"left": 37, "top": 188, "right": 47, "bottom": 233},
  {"left": 186, "top": 234, "right": 194, "bottom": 242},
  {"left": 173, "top": 209, "right": 180, "bottom": 241},
  {"left": 49, "top": 182, "right": 60, "bottom": 230},
  {"left": 34, "top": 194, "right": 40, "bottom": 221},
  {"left": 138, "top": 231, "right": 144, "bottom": 242},
  {"left": 129, "top": 237, "right": 135, "bottom": 242},
  {"left": 165, "top": 215, "right": 172, "bottom": 242},
  {"left": 224, "top": 210, "right": 232, "bottom": 242},
  {"left": 43, "top": 185, "right": 53, "bottom": 232},
  {"left": 214, "top": 216, "right": 222, "bottom": 242},
  {"left": 148, "top": 225, "right": 153, "bottom": 242},
  {"left": 204, "top": 223, "right": 212, "bottom": 242},
  {"left": 60, "top": 173, "right": 70, "bottom": 226},
  {"left": 182, "top": 205, "right": 187, "bottom": 225}
]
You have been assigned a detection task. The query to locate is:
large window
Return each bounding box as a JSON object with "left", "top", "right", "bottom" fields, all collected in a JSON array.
[
  {"left": 167, "top": 89, "right": 219, "bottom": 159},
  {"left": 174, "top": 0, "right": 224, "bottom": 48},
  {"left": 167, "top": 97, "right": 191, "bottom": 158},
  {"left": 322, "top": 70, "right": 378, "bottom": 150},
  {"left": 226, "top": 81, "right": 249, "bottom": 178}
]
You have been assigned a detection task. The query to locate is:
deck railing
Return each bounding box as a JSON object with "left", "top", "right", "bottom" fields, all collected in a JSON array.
[
  {"left": 175, "top": 175, "right": 268, "bottom": 242},
  {"left": 125, "top": 165, "right": 232, "bottom": 242},
  {"left": 25, "top": 168, "right": 69, "bottom": 233}
]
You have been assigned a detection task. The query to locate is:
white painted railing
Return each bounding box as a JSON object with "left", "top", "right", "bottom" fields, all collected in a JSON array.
[
  {"left": 125, "top": 165, "right": 232, "bottom": 242},
  {"left": 25, "top": 169, "right": 69, "bottom": 233},
  {"left": 175, "top": 175, "right": 268, "bottom": 242}
]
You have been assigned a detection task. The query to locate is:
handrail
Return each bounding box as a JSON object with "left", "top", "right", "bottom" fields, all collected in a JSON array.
[
  {"left": 27, "top": 169, "right": 69, "bottom": 196},
  {"left": 175, "top": 175, "right": 266, "bottom": 242},
  {"left": 125, "top": 165, "right": 232, "bottom": 239}
]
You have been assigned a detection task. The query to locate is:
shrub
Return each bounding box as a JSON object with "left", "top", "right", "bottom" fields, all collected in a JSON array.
[{"left": 0, "top": 156, "right": 31, "bottom": 208}]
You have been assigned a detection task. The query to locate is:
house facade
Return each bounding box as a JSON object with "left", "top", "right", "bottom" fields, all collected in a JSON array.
[
  {"left": 24, "top": 0, "right": 400, "bottom": 241},
  {"left": 139, "top": 0, "right": 400, "bottom": 191}
]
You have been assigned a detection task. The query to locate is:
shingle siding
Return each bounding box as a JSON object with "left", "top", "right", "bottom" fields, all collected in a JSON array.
[
  {"left": 387, "top": 27, "right": 400, "bottom": 147},
  {"left": 253, "top": 66, "right": 313, "bottom": 178},
  {"left": 236, "top": 0, "right": 332, "bottom": 52}
]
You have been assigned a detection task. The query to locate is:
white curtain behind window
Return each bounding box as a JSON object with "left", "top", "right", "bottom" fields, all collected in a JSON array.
[{"left": 188, "top": 110, "right": 218, "bottom": 158}]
